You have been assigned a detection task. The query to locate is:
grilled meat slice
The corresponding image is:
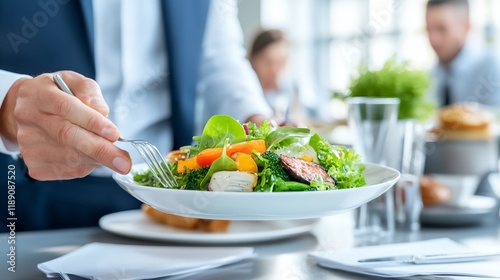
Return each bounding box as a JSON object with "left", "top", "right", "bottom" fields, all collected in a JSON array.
[{"left": 279, "top": 155, "right": 336, "bottom": 184}]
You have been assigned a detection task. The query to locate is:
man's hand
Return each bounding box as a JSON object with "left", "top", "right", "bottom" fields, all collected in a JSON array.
[{"left": 0, "top": 71, "right": 131, "bottom": 180}]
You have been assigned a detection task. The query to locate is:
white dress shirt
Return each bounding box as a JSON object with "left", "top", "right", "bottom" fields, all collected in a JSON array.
[
  {"left": 429, "top": 40, "right": 500, "bottom": 107},
  {"left": 0, "top": 0, "right": 272, "bottom": 169}
]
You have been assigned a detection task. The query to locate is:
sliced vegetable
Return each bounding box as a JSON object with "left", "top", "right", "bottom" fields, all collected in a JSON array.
[
  {"left": 177, "top": 156, "right": 201, "bottom": 173},
  {"left": 235, "top": 154, "right": 258, "bottom": 173},
  {"left": 196, "top": 140, "right": 267, "bottom": 167},
  {"left": 227, "top": 139, "right": 266, "bottom": 155},
  {"left": 197, "top": 147, "right": 224, "bottom": 167},
  {"left": 208, "top": 171, "right": 257, "bottom": 192}
]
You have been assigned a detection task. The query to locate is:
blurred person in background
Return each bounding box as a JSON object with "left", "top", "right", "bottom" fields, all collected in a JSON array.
[
  {"left": 426, "top": 0, "right": 500, "bottom": 107},
  {"left": 249, "top": 29, "right": 306, "bottom": 125},
  {"left": 0, "top": 0, "right": 272, "bottom": 232}
]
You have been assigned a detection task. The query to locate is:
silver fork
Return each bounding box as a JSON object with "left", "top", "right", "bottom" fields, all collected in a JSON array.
[{"left": 53, "top": 74, "right": 178, "bottom": 188}]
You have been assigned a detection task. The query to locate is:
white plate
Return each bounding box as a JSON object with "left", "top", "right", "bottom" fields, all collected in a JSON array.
[
  {"left": 99, "top": 210, "right": 318, "bottom": 244},
  {"left": 421, "top": 196, "right": 497, "bottom": 226},
  {"left": 112, "top": 163, "right": 399, "bottom": 220}
]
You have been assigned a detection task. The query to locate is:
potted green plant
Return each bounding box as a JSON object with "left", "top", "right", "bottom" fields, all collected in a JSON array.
[
  {"left": 334, "top": 57, "right": 435, "bottom": 122},
  {"left": 337, "top": 57, "right": 435, "bottom": 170}
]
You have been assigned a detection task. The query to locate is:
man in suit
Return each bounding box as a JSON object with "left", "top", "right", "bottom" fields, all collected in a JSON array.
[
  {"left": 426, "top": 0, "right": 500, "bottom": 106},
  {"left": 0, "top": 0, "right": 272, "bottom": 231}
]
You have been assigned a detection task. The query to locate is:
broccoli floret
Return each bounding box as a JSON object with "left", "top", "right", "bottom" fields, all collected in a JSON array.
[
  {"left": 184, "top": 166, "right": 210, "bottom": 191},
  {"left": 254, "top": 152, "right": 290, "bottom": 192},
  {"left": 259, "top": 151, "right": 290, "bottom": 181}
]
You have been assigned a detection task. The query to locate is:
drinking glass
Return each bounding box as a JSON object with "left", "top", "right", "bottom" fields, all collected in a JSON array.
[
  {"left": 390, "top": 120, "right": 426, "bottom": 231},
  {"left": 347, "top": 97, "right": 400, "bottom": 241}
]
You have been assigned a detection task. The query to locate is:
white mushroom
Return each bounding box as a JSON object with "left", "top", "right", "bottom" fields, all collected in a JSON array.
[{"left": 208, "top": 171, "right": 258, "bottom": 192}]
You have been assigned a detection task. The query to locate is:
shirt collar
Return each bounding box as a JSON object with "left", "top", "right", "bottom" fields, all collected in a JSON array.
[{"left": 437, "top": 39, "right": 480, "bottom": 76}]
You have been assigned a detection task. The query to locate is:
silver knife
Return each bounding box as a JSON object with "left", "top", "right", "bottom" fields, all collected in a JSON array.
[{"left": 358, "top": 251, "right": 500, "bottom": 264}]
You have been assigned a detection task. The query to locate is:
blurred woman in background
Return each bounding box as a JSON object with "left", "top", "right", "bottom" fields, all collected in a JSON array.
[{"left": 249, "top": 29, "right": 302, "bottom": 125}]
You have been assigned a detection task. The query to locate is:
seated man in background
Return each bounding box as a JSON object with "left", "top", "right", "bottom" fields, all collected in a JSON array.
[
  {"left": 0, "top": 0, "right": 272, "bottom": 232},
  {"left": 426, "top": 0, "right": 500, "bottom": 107}
]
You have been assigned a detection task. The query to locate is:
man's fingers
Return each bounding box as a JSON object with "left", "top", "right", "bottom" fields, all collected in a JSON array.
[
  {"left": 27, "top": 163, "right": 98, "bottom": 181},
  {"left": 54, "top": 71, "right": 110, "bottom": 117},
  {"left": 37, "top": 86, "right": 119, "bottom": 142},
  {"left": 41, "top": 116, "right": 132, "bottom": 174},
  {"left": 21, "top": 138, "right": 96, "bottom": 167}
]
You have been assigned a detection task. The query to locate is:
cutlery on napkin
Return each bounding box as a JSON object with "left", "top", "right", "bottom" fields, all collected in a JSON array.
[
  {"left": 38, "top": 243, "right": 255, "bottom": 280},
  {"left": 358, "top": 251, "right": 500, "bottom": 264},
  {"left": 309, "top": 238, "right": 500, "bottom": 278}
]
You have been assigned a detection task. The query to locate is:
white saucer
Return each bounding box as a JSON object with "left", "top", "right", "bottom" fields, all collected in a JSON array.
[
  {"left": 99, "top": 210, "right": 318, "bottom": 244},
  {"left": 421, "top": 196, "right": 497, "bottom": 226}
]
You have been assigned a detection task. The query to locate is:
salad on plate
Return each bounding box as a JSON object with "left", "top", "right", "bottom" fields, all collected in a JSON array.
[{"left": 133, "top": 115, "right": 366, "bottom": 192}]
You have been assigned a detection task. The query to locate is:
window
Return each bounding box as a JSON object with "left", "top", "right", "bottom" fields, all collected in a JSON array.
[{"left": 259, "top": 0, "right": 499, "bottom": 114}]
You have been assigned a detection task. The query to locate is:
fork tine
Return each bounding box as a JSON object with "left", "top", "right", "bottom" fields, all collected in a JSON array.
[
  {"left": 144, "top": 143, "right": 177, "bottom": 187},
  {"left": 135, "top": 143, "right": 170, "bottom": 188},
  {"left": 132, "top": 141, "right": 178, "bottom": 188},
  {"left": 132, "top": 143, "right": 164, "bottom": 187}
]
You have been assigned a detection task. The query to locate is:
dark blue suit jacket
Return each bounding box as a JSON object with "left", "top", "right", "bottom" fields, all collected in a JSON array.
[
  {"left": 0, "top": 0, "right": 210, "bottom": 148},
  {"left": 0, "top": 0, "right": 211, "bottom": 231}
]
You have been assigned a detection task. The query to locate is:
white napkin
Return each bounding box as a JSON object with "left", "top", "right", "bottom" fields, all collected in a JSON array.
[
  {"left": 309, "top": 238, "right": 500, "bottom": 278},
  {"left": 38, "top": 243, "right": 254, "bottom": 280}
]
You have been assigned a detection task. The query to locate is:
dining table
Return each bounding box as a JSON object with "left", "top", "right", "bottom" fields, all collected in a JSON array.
[{"left": 1, "top": 210, "right": 499, "bottom": 280}]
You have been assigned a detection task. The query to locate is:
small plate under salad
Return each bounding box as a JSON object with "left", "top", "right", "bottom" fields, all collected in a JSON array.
[
  {"left": 99, "top": 210, "right": 319, "bottom": 244},
  {"left": 113, "top": 115, "right": 400, "bottom": 220}
]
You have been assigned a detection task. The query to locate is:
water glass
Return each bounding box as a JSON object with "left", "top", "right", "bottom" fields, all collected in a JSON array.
[
  {"left": 390, "top": 120, "right": 426, "bottom": 231},
  {"left": 347, "top": 97, "right": 400, "bottom": 240}
]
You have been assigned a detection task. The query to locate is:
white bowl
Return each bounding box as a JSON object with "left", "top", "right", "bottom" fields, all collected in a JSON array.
[
  {"left": 428, "top": 174, "right": 480, "bottom": 207},
  {"left": 112, "top": 163, "right": 400, "bottom": 220},
  {"left": 424, "top": 139, "right": 498, "bottom": 175}
]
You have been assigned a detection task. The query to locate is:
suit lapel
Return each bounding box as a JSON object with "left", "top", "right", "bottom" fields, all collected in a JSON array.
[
  {"left": 79, "top": 0, "right": 95, "bottom": 60},
  {"left": 77, "top": 0, "right": 210, "bottom": 148},
  {"left": 161, "top": 0, "right": 210, "bottom": 148}
]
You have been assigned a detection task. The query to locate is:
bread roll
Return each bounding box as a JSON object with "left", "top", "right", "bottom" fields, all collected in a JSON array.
[
  {"left": 420, "top": 176, "right": 451, "bottom": 206},
  {"left": 434, "top": 103, "right": 493, "bottom": 140},
  {"left": 141, "top": 204, "right": 230, "bottom": 232}
]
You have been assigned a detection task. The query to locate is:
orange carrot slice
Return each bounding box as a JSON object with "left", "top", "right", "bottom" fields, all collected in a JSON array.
[
  {"left": 196, "top": 140, "right": 267, "bottom": 167},
  {"left": 177, "top": 156, "right": 201, "bottom": 173},
  {"left": 227, "top": 140, "right": 266, "bottom": 156}
]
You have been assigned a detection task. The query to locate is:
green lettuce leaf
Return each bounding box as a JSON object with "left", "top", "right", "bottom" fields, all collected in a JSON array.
[
  {"left": 200, "top": 141, "right": 238, "bottom": 188},
  {"left": 190, "top": 115, "right": 246, "bottom": 156},
  {"left": 266, "top": 127, "right": 311, "bottom": 151},
  {"left": 309, "top": 134, "right": 366, "bottom": 189},
  {"left": 247, "top": 120, "right": 272, "bottom": 139}
]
